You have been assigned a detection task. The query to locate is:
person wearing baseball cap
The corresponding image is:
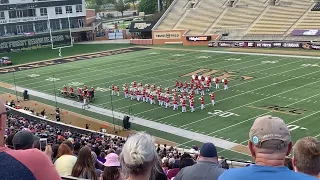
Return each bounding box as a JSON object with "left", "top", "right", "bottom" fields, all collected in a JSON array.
[
  {"left": 174, "top": 142, "right": 225, "bottom": 180},
  {"left": 102, "top": 153, "right": 123, "bottom": 180},
  {"left": 218, "top": 115, "right": 316, "bottom": 180}
]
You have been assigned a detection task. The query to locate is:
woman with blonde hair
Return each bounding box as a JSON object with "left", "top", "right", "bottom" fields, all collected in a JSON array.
[
  {"left": 120, "top": 132, "right": 158, "bottom": 180},
  {"left": 54, "top": 143, "right": 77, "bottom": 176},
  {"left": 71, "top": 146, "right": 98, "bottom": 180}
]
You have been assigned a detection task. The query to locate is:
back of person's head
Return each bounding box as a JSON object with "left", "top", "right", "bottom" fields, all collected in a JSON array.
[
  {"left": 5, "top": 133, "right": 15, "bottom": 149},
  {"left": 180, "top": 153, "right": 192, "bottom": 160},
  {"left": 179, "top": 158, "right": 195, "bottom": 169},
  {"left": 248, "top": 116, "right": 292, "bottom": 166},
  {"left": 71, "top": 146, "right": 98, "bottom": 180},
  {"left": 103, "top": 153, "right": 121, "bottom": 180},
  {"left": 73, "top": 141, "right": 81, "bottom": 153},
  {"left": 198, "top": 142, "right": 218, "bottom": 162},
  {"left": 63, "top": 140, "right": 74, "bottom": 152},
  {"left": 12, "top": 130, "right": 37, "bottom": 150},
  {"left": 120, "top": 132, "right": 157, "bottom": 178},
  {"left": 56, "top": 143, "right": 73, "bottom": 159},
  {"left": 52, "top": 144, "right": 60, "bottom": 159},
  {"left": 293, "top": 136, "right": 320, "bottom": 177},
  {"left": 151, "top": 160, "right": 167, "bottom": 180}
]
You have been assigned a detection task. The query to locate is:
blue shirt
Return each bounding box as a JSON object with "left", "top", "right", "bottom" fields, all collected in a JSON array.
[{"left": 218, "top": 164, "right": 317, "bottom": 180}]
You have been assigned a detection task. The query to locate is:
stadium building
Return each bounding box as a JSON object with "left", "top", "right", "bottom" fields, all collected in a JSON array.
[{"left": 0, "top": 0, "right": 93, "bottom": 52}]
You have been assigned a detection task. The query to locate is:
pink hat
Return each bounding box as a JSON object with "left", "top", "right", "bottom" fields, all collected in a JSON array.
[{"left": 104, "top": 153, "right": 120, "bottom": 167}]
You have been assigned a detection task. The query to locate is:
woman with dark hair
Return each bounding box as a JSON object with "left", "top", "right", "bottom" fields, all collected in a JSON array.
[
  {"left": 71, "top": 146, "right": 98, "bottom": 180},
  {"left": 102, "top": 153, "right": 123, "bottom": 180},
  {"left": 54, "top": 143, "right": 77, "bottom": 176}
]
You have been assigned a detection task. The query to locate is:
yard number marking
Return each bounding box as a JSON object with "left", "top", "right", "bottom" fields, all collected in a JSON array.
[
  {"left": 96, "top": 87, "right": 110, "bottom": 92},
  {"left": 69, "top": 82, "right": 84, "bottom": 86},
  {"left": 225, "top": 58, "right": 241, "bottom": 61},
  {"left": 287, "top": 125, "right": 308, "bottom": 132},
  {"left": 148, "top": 52, "right": 160, "bottom": 55},
  {"left": 301, "top": 64, "right": 320, "bottom": 67},
  {"left": 208, "top": 110, "right": 240, "bottom": 118},
  {"left": 45, "top": 77, "right": 60, "bottom": 82},
  {"left": 261, "top": 61, "right": 278, "bottom": 64},
  {"left": 172, "top": 54, "right": 185, "bottom": 57},
  {"left": 28, "top": 74, "right": 40, "bottom": 78},
  {"left": 197, "top": 56, "right": 210, "bottom": 59}
]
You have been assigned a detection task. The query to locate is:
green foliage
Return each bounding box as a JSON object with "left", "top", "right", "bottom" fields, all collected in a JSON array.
[
  {"left": 115, "top": 0, "right": 131, "bottom": 17},
  {"left": 138, "top": 0, "right": 157, "bottom": 14}
]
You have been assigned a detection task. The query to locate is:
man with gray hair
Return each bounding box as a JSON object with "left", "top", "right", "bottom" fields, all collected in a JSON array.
[{"left": 218, "top": 115, "right": 316, "bottom": 180}]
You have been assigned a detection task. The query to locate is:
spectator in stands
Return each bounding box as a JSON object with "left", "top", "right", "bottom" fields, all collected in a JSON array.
[
  {"left": 292, "top": 136, "right": 320, "bottom": 179},
  {"left": 73, "top": 141, "right": 81, "bottom": 156},
  {"left": 218, "top": 115, "right": 316, "bottom": 180},
  {"left": 12, "top": 130, "right": 38, "bottom": 150},
  {"left": 284, "top": 157, "right": 293, "bottom": 170},
  {"left": 167, "top": 153, "right": 193, "bottom": 179},
  {"left": 174, "top": 142, "right": 224, "bottom": 180},
  {"left": 71, "top": 146, "right": 99, "bottom": 180},
  {"left": 102, "top": 153, "right": 123, "bottom": 180},
  {"left": 54, "top": 143, "right": 77, "bottom": 176},
  {"left": 52, "top": 144, "right": 60, "bottom": 160},
  {"left": 5, "top": 133, "right": 15, "bottom": 149},
  {"left": 120, "top": 132, "right": 158, "bottom": 180},
  {"left": 152, "top": 160, "right": 168, "bottom": 180},
  {"left": 179, "top": 158, "right": 195, "bottom": 169},
  {"left": 91, "top": 151, "right": 103, "bottom": 174},
  {"left": 0, "top": 98, "right": 61, "bottom": 180}
]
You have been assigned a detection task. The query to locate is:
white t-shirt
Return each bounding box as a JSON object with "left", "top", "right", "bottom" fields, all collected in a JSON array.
[{"left": 54, "top": 155, "right": 77, "bottom": 176}]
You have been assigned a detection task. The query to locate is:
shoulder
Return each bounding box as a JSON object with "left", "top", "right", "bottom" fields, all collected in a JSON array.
[{"left": 218, "top": 167, "right": 248, "bottom": 180}]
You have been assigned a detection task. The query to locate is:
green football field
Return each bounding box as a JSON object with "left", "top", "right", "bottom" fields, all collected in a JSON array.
[{"left": 1, "top": 46, "right": 320, "bottom": 160}]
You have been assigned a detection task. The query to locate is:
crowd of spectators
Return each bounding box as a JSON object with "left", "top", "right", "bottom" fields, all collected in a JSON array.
[{"left": 0, "top": 99, "right": 320, "bottom": 180}]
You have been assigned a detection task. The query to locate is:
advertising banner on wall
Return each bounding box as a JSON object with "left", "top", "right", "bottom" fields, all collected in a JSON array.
[
  {"left": 153, "top": 32, "right": 181, "bottom": 39},
  {"left": 291, "top": 30, "right": 320, "bottom": 36},
  {"left": 0, "top": 31, "right": 71, "bottom": 53},
  {"left": 186, "top": 36, "right": 211, "bottom": 41},
  {"left": 129, "top": 21, "right": 156, "bottom": 32},
  {"left": 302, "top": 43, "right": 320, "bottom": 50}
]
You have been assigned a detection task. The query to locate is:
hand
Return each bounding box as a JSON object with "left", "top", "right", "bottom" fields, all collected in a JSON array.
[{"left": 44, "top": 145, "right": 53, "bottom": 158}]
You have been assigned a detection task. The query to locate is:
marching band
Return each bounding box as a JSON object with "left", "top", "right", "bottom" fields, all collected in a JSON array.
[{"left": 60, "top": 74, "right": 228, "bottom": 112}]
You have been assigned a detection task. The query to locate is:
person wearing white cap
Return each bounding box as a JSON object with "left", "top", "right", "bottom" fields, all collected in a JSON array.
[
  {"left": 102, "top": 153, "right": 123, "bottom": 180},
  {"left": 218, "top": 115, "right": 316, "bottom": 180}
]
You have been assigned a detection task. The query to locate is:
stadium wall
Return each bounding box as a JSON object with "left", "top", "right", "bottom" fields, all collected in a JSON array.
[{"left": 152, "top": 29, "right": 219, "bottom": 46}]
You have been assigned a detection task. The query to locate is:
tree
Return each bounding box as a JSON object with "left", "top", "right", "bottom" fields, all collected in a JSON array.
[
  {"left": 138, "top": 0, "right": 157, "bottom": 14},
  {"left": 125, "top": 0, "right": 136, "bottom": 10},
  {"left": 115, "top": 0, "right": 130, "bottom": 17}
]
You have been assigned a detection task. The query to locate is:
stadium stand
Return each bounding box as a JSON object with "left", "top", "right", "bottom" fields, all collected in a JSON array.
[
  {"left": 311, "top": 2, "right": 320, "bottom": 11},
  {"left": 155, "top": 0, "right": 319, "bottom": 40}
]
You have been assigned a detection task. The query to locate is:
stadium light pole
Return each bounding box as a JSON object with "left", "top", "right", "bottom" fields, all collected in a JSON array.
[
  {"left": 109, "top": 89, "right": 116, "bottom": 133},
  {"left": 12, "top": 72, "right": 19, "bottom": 102},
  {"left": 52, "top": 75, "right": 58, "bottom": 108}
]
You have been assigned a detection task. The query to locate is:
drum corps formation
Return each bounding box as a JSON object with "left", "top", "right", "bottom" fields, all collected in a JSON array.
[
  {"left": 116, "top": 74, "right": 229, "bottom": 113},
  {"left": 61, "top": 85, "right": 95, "bottom": 109}
]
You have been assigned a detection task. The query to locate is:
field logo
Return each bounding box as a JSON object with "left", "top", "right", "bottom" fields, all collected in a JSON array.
[
  {"left": 208, "top": 110, "right": 240, "bottom": 118},
  {"left": 45, "top": 77, "right": 60, "bottom": 82},
  {"left": 225, "top": 58, "right": 241, "bottom": 61},
  {"left": 181, "top": 69, "right": 254, "bottom": 81},
  {"left": 96, "top": 87, "right": 110, "bottom": 92},
  {"left": 69, "top": 82, "right": 84, "bottom": 86},
  {"left": 261, "top": 61, "right": 278, "bottom": 64},
  {"left": 301, "top": 64, "right": 320, "bottom": 67},
  {"left": 27, "top": 74, "right": 40, "bottom": 78},
  {"left": 172, "top": 54, "right": 185, "bottom": 57}
]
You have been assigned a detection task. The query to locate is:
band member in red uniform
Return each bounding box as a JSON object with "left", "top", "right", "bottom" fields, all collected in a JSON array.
[
  {"left": 142, "top": 89, "right": 146, "bottom": 102},
  {"left": 179, "top": 82, "right": 183, "bottom": 91},
  {"left": 224, "top": 78, "right": 228, "bottom": 90},
  {"left": 200, "top": 85, "right": 205, "bottom": 96},
  {"left": 77, "top": 88, "right": 82, "bottom": 96},
  {"left": 190, "top": 99, "right": 195, "bottom": 112},
  {"left": 173, "top": 97, "right": 178, "bottom": 110},
  {"left": 158, "top": 93, "right": 162, "bottom": 106},
  {"left": 211, "top": 92, "right": 215, "bottom": 106},
  {"left": 136, "top": 90, "right": 141, "bottom": 101},
  {"left": 124, "top": 87, "right": 129, "bottom": 99},
  {"left": 150, "top": 94, "right": 155, "bottom": 105},
  {"left": 145, "top": 93, "right": 150, "bottom": 103},
  {"left": 191, "top": 77, "right": 195, "bottom": 84},
  {"left": 208, "top": 76, "right": 212, "bottom": 87},
  {"left": 215, "top": 78, "right": 220, "bottom": 89},
  {"left": 138, "top": 82, "right": 143, "bottom": 89},
  {"left": 152, "top": 84, "right": 156, "bottom": 92},
  {"left": 183, "top": 90, "right": 187, "bottom": 99},
  {"left": 201, "top": 75, "right": 205, "bottom": 83},
  {"left": 147, "top": 84, "right": 150, "bottom": 90},
  {"left": 111, "top": 84, "right": 115, "bottom": 95},
  {"left": 165, "top": 96, "right": 170, "bottom": 109},
  {"left": 132, "top": 81, "right": 137, "bottom": 88},
  {"left": 181, "top": 98, "right": 186, "bottom": 113},
  {"left": 82, "top": 93, "right": 89, "bottom": 109},
  {"left": 195, "top": 83, "right": 199, "bottom": 94},
  {"left": 116, "top": 86, "right": 120, "bottom": 96},
  {"left": 63, "top": 85, "right": 68, "bottom": 96},
  {"left": 176, "top": 81, "right": 179, "bottom": 88},
  {"left": 166, "top": 88, "right": 170, "bottom": 95},
  {"left": 130, "top": 90, "right": 134, "bottom": 100},
  {"left": 206, "top": 80, "right": 211, "bottom": 92},
  {"left": 200, "top": 96, "right": 205, "bottom": 110}
]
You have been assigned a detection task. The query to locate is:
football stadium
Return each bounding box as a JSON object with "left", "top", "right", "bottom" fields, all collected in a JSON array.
[{"left": 1, "top": 0, "right": 320, "bottom": 179}]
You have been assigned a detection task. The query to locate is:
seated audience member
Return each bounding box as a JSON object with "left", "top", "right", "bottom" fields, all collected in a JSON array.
[
  {"left": 0, "top": 99, "right": 61, "bottom": 180},
  {"left": 12, "top": 130, "right": 38, "bottom": 150},
  {"left": 174, "top": 142, "right": 225, "bottom": 180},
  {"left": 91, "top": 151, "right": 103, "bottom": 175},
  {"left": 167, "top": 153, "right": 193, "bottom": 179},
  {"left": 71, "top": 146, "right": 99, "bottom": 180},
  {"left": 73, "top": 141, "right": 81, "bottom": 156},
  {"left": 292, "top": 136, "right": 320, "bottom": 179},
  {"left": 179, "top": 158, "right": 195, "bottom": 169},
  {"left": 218, "top": 116, "right": 316, "bottom": 180},
  {"left": 54, "top": 143, "right": 77, "bottom": 176},
  {"left": 102, "top": 153, "right": 123, "bottom": 180},
  {"left": 5, "top": 133, "right": 15, "bottom": 149},
  {"left": 152, "top": 160, "right": 168, "bottom": 180},
  {"left": 120, "top": 132, "right": 158, "bottom": 180}
]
